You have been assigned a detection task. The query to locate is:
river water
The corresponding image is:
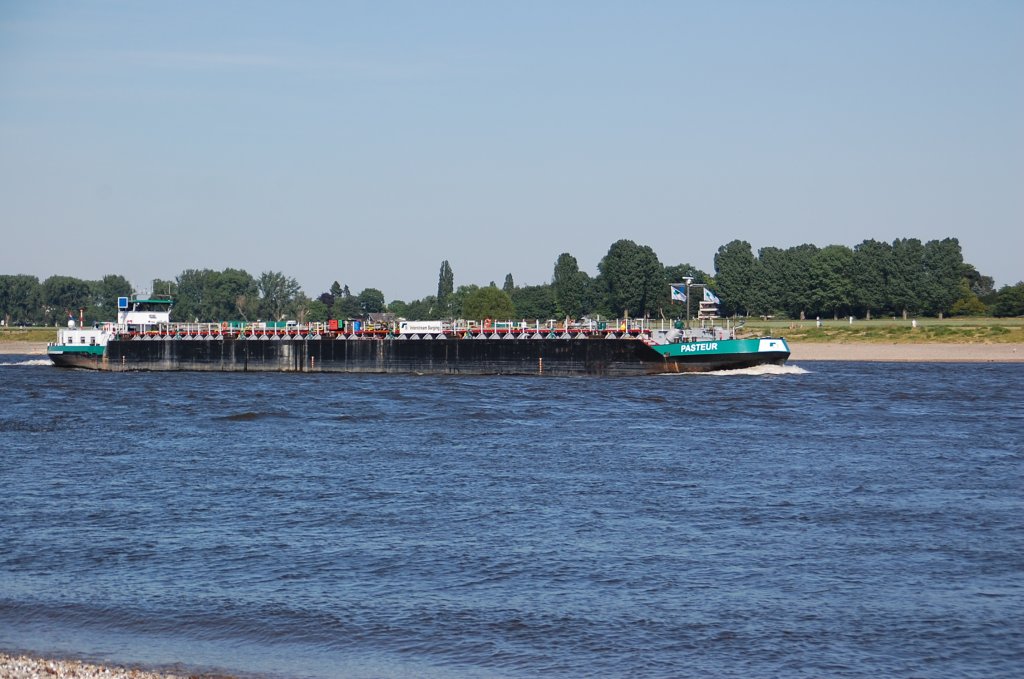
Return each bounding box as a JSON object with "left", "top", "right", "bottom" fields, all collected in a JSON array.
[{"left": 0, "top": 357, "right": 1021, "bottom": 678}]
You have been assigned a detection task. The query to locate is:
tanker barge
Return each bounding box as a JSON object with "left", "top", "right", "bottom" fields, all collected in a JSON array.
[{"left": 47, "top": 295, "right": 790, "bottom": 375}]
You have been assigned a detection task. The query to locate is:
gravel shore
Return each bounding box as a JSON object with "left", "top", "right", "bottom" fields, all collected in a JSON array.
[{"left": 0, "top": 653, "right": 215, "bottom": 679}]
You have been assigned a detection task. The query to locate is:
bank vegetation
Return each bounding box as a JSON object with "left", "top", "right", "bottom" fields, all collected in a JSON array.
[{"left": 2, "top": 237, "right": 1022, "bottom": 328}]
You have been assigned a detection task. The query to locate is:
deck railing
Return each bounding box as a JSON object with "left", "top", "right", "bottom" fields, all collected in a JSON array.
[{"left": 103, "top": 317, "right": 733, "bottom": 339}]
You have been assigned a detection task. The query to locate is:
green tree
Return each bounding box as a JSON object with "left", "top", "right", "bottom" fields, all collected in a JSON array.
[
  {"left": 810, "top": 245, "right": 855, "bottom": 319},
  {"left": 390, "top": 295, "right": 437, "bottom": 320},
  {"left": 713, "top": 240, "right": 756, "bottom": 316},
  {"left": 322, "top": 280, "right": 344, "bottom": 315},
  {"left": 41, "top": 275, "right": 91, "bottom": 325},
  {"left": 663, "top": 263, "right": 709, "bottom": 287},
  {"left": 463, "top": 286, "right": 516, "bottom": 319},
  {"left": 552, "top": 252, "right": 588, "bottom": 318},
  {"left": 585, "top": 272, "right": 614, "bottom": 318},
  {"left": 992, "top": 282, "right": 1024, "bottom": 317},
  {"left": 598, "top": 239, "right": 664, "bottom": 317},
  {"left": 287, "top": 294, "right": 309, "bottom": 323},
  {"left": 922, "top": 238, "right": 963, "bottom": 317},
  {"left": 0, "top": 274, "right": 41, "bottom": 326},
  {"left": 333, "top": 284, "right": 362, "bottom": 318},
  {"left": 961, "top": 264, "right": 995, "bottom": 300},
  {"left": 437, "top": 260, "right": 454, "bottom": 316},
  {"left": 949, "top": 279, "right": 988, "bottom": 316},
  {"left": 749, "top": 248, "right": 785, "bottom": 318},
  {"left": 889, "top": 238, "right": 926, "bottom": 318},
  {"left": 357, "top": 288, "right": 386, "bottom": 314},
  {"left": 449, "top": 284, "right": 478, "bottom": 318},
  {"left": 511, "top": 284, "right": 556, "bottom": 320},
  {"left": 172, "top": 269, "right": 258, "bottom": 321},
  {"left": 151, "top": 278, "right": 177, "bottom": 298},
  {"left": 851, "top": 239, "right": 892, "bottom": 319},
  {"left": 91, "top": 274, "right": 133, "bottom": 321},
  {"left": 779, "top": 244, "right": 820, "bottom": 320},
  {"left": 388, "top": 300, "right": 409, "bottom": 318},
  {"left": 502, "top": 273, "right": 515, "bottom": 294},
  {"left": 173, "top": 269, "right": 215, "bottom": 321},
  {"left": 962, "top": 264, "right": 995, "bottom": 307},
  {"left": 305, "top": 299, "right": 330, "bottom": 323},
  {"left": 216, "top": 268, "right": 259, "bottom": 321},
  {"left": 258, "top": 270, "right": 302, "bottom": 320}
]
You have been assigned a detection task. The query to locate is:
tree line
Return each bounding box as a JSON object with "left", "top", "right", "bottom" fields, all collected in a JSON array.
[
  {"left": 711, "top": 237, "right": 1014, "bottom": 320},
  {"left": 2, "top": 237, "right": 1022, "bottom": 326}
]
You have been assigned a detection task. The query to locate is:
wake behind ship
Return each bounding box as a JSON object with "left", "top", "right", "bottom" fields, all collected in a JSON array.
[{"left": 48, "top": 295, "right": 790, "bottom": 375}]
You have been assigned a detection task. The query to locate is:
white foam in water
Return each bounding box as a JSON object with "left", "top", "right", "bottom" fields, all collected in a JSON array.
[
  {"left": 0, "top": 356, "right": 51, "bottom": 366},
  {"left": 705, "top": 363, "right": 810, "bottom": 376},
  {"left": 657, "top": 363, "right": 810, "bottom": 376}
]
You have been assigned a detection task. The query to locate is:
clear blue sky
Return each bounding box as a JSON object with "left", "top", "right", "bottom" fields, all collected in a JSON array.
[{"left": 2, "top": 1, "right": 1021, "bottom": 301}]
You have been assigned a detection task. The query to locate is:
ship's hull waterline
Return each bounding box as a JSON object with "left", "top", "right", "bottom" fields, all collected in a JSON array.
[{"left": 47, "top": 336, "right": 790, "bottom": 375}]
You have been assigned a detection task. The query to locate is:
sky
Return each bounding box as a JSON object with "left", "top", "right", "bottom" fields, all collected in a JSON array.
[{"left": 1, "top": 1, "right": 1021, "bottom": 302}]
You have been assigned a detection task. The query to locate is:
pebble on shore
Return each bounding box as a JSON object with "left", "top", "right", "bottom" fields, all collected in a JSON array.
[{"left": 0, "top": 653, "right": 234, "bottom": 679}]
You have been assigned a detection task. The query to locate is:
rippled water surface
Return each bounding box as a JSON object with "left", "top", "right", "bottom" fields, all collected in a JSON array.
[{"left": 1, "top": 358, "right": 1022, "bottom": 678}]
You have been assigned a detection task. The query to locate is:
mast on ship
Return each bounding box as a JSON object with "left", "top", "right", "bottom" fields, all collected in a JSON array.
[{"left": 670, "top": 278, "right": 694, "bottom": 329}]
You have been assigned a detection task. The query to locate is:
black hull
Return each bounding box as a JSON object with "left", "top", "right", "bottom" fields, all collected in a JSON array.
[{"left": 49, "top": 337, "right": 788, "bottom": 376}]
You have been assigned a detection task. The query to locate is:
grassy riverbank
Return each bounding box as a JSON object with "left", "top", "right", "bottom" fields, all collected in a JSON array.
[
  {"left": 0, "top": 327, "right": 57, "bottom": 343},
  {"left": 739, "top": 317, "right": 1024, "bottom": 343}
]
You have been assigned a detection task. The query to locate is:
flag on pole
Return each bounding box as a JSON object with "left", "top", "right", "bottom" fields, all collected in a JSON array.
[
  {"left": 703, "top": 288, "right": 721, "bottom": 304},
  {"left": 671, "top": 285, "right": 687, "bottom": 302}
]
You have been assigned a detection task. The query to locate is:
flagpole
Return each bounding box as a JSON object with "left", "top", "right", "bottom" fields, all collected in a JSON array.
[{"left": 683, "top": 277, "right": 693, "bottom": 329}]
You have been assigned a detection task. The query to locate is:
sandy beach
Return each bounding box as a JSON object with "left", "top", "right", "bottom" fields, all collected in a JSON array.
[
  {"left": 0, "top": 342, "right": 47, "bottom": 355},
  {"left": 789, "top": 342, "right": 1024, "bottom": 362}
]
